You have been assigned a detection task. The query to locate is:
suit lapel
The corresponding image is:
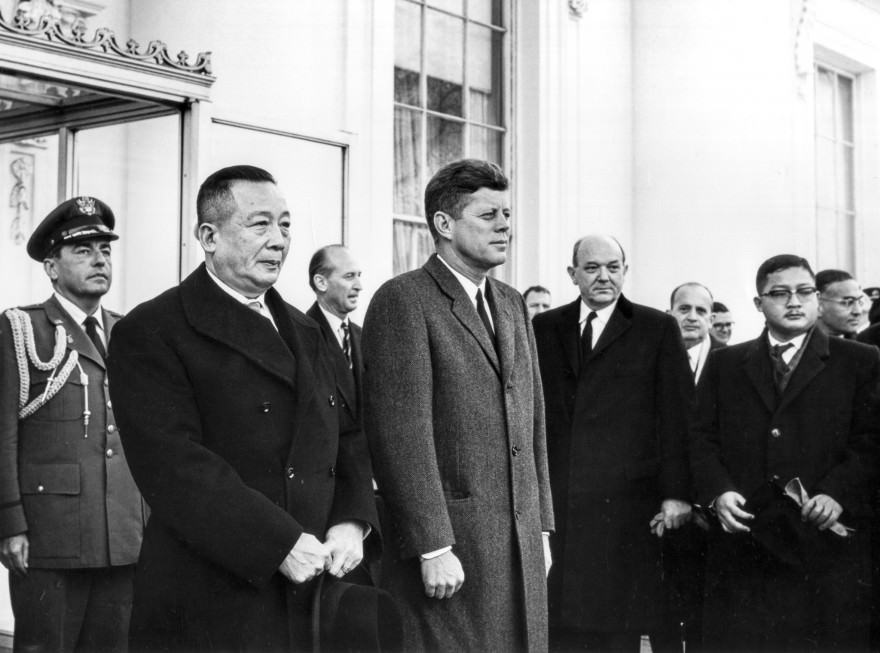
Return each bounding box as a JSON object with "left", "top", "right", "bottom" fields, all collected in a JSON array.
[
  {"left": 181, "top": 265, "right": 297, "bottom": 389},
  {"left": 776, "top": 328, "right": 827, "bottom": 413},
  {"left": 742, "top": 334, "right": 776, "bottom": 413},
  {"left": 44, "top": 295, "right": 105, "bottom": 369},
  {"left": 586, "top": 295, "right": 633, "bottom": 363},
  {"left": 424, "top": 255, "right": 500, "bottom": 375},
  {"left": 487, "top": 279, "right": 515, "bottom": 386},
  {"left": 306, "top": 302, "right": 357, "bottom": 416}
]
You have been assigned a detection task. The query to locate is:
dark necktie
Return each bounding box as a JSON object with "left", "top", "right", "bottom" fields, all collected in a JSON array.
[
  {"left": 476, "top": 288, "right": 495, "bottom": 341},
  {"left": 580, "top": 311, "right": 597, "bottom": 363},
  {"left": 340, "top": 321, "right": 352, "bottom": 368},
  {"left": 770, "top": 342, "right": 794, "bottom": 391},
  {"left": 83, "top": 315, "right": 106, "bottom": 360}
]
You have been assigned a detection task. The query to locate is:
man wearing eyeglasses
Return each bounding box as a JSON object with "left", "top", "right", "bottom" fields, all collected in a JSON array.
[
  {"left": 709, "top": 302, "right": 734, "bottom": 347},
  {"left": 816, "top": 269, "right": 866, "bottom": 339},
  {"left": 690, "top": 254, "right": 880, "bottom": 651}
]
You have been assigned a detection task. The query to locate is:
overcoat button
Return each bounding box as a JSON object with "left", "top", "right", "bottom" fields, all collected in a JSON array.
[
  {"left": 511, "top": 445, "right": 520, "bottom": 456},
  {"left": 286, "top": 467, "right": 295, "bottom": 479},
  {"left": 329, "top": 467, "right": 336, "bottom": 477},
  {"left": 261, "top": 402, "right": 271, "bottom": 413},
  {"left": 770, "top": 428, "right": 781, "bottom": 438},
  {"left": 106, "top": 449, "right": 114, "bottom": 458},
  {"left": 107, "top": 424, "right": 116, "bottom": 433},
  {"left": 37, "top": 485, "right": 44, "bottom": 493},
  {"left": 771, "top": 474, "right": 780, "bottom": 481},
  {"left": 328, "top": 395, "right": 336, "bottom": 407}
]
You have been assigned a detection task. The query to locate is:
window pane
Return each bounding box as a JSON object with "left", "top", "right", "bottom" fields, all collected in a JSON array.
[
  {"left": 469, "top": 126, "right": 502, "bottom": 165},
  {"left": 470, "top": 0, "right": 503, "bottom": 25},
  {"left": 393, "top": 219, "right": 433, "bottom": 275},
  {"left": 814, "top": 68, "right": 834, "bottom": 139},
  {"left": 395, "top": 107, "right": 423, "bottom": 216},
  {"left": 815, "top": 136, "right": 835, "bottom": 209},
  {"left": 428, "top": 0, "right": 463, "bottom": 15},
  {"left": 837, "top": 75, "right": 853, "bottom": 142},
  {"left": 0, "top": 135, "right": 60, "bottom": 310},
  {"left": 426, "top": 9, "right": 463, "bottom": 116},
  {"left": 395, "top": 0, "right": 421, "bottom": 106},
  {"left": 427, "top": 116, "right": 463, "bottom": 178},
  {"left": 838, "top": 143, "right": 854, "bottom": 212},
  {"left": 76, "top": 116, "right": 181, "bottom": 312},
  {"left": 468, "top": 24, "right": 502, "bottom": 125},
  {"left": 839, "top": 212, "right": 855, "bottom": 270},
  {"left": 815, "top": 206, "right": 837, "bottom": 270}
]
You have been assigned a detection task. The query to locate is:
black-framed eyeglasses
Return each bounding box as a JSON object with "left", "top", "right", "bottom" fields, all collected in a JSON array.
[
  {"left": 760, "top": 287, "right": 818, "bottom": 303},
  {"left": 820, "top": 295, "right": 867, "bottom": 309}
]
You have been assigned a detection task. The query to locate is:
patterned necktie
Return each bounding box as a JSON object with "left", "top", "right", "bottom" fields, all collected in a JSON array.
[
  {"left": 340, "top": 321, "right": 352, "bottom": 368},
  {"left": 580, "top": 311, "right": 597, "bottom": 363},
  {"left": 476, "top": 288, "right": 495, "bottom": 340},
  {"left": 770, "top": 342, "right": 794, "bottom": 391},
  {"left": 83, "top": 315, "right": 106, "bottom": 360}
]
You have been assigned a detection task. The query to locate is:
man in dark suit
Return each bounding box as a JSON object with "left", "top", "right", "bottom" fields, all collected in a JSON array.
[
  {"left": 668, "top": 282, "right": 715, "bottom": 385},
  {"left": 690, "top": 254, "right": 880, "bottom": 651},
  {"left": 709, "top": 302, "right": 734, "bottom": 348},
  {"left": 816, "top": 269, "right": 868, "bottom": 339},
  {"left": 0, "top": 197, "right": 144, "bottom": 650},
  {"left": 107, "top": 165, "right": 379, "bottom": 651},
  {"left": 363, "top": 159, "right": 554, "bottom": 652},
  {"left": 532, "top": 235, "right": 694, "bottom": 652},
  {"left": 306, "top": 245, "right": 363, "bottom": 425}
]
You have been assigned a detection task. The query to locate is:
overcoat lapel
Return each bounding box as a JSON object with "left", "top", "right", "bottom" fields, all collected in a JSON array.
[
  {"left": 181, "top": 265, "right": 297, "bottom": 389},
  {"left": 44, "top": 295, "right": 105, "bottom": 369},
  {"left": 424, "top": 255, "right": 500, "bottom": 375},
  {"left": 557, "top": 299, "right": 581, "bottom": 376},
  {"left": 742, "top": 333, "right": 778, "bottom": 413},
  {"left": 306, "top": 303, "right": 357, "bottom": 416},
  {"left": 776, "top": 329, "right": 828, "bottom": 414},
  {"left": 487, "top": 279, "right": 515, "bottom": 386}
]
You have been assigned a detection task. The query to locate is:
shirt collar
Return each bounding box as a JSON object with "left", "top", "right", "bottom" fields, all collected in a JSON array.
[
  {"left": 767, "top": 330, "right": 808, "bottom": 353},
  {"left": 206, "top": 267, "right": 268, "bottom": 308},
  {"left": 318, "top": 303, "right": 346, "bottom": 333},
  {"left": 437, "top": 254, "right": 487, "bottom": 303},
  {"left": 53, "top": 292, "right": 101, "bottom": 330},
  {"left": 579, "top": 298, "right": 617, "bottom": 326}
]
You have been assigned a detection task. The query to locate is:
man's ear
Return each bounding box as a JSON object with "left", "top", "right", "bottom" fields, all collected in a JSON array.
[
  {"left": 314, "top": 274, "right": 328, "bottom": 293},
  {"left": 753, "top": 296, "right": 763, "bottom": 313},
  {"left": 43, "top": 257, "right": 58, "bottom": 282},
  {"left": 197, "top": 222, "right": 218, "bottom": 253},
  {"left": 433, "top": 211, "right": 454, "bottom": 241}
]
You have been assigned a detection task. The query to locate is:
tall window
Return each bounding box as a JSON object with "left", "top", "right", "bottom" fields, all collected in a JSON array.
[
  {"left": 814, "top": 64, "right": 855, "bottom": 271},
  {"left": 393, "top": 0, "right": 508, "bottom": 275}
]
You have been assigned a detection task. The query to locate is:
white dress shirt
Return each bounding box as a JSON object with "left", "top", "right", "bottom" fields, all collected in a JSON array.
[
  {"left": 206, "top": 268, "right": 277, "bottom": 330},
  {"left": 437, "top": 255, "right": 495, "bottom": 333},
  {"left": 578, "top": 299, "right": 617, "bottom": 348},
  {"left": 54, "top": 292, "right": 106, "bottom": 349}
]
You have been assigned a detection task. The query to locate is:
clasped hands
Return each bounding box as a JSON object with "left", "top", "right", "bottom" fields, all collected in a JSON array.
[
  {"left": 713, "top": 490, "right": 842, "bottom": 534},
  {"left": 278, "top": 520, "right": 364, "bottom": 584}
]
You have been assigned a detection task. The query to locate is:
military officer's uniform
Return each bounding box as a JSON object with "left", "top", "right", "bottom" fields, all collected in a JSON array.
[{"left": 0, "top": 198, "right": 144, "bottom": 651}]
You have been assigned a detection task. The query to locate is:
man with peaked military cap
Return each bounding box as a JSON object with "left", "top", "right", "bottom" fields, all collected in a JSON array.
[{"left": 0, "top": 196, "right": 144, "bottom": 651}]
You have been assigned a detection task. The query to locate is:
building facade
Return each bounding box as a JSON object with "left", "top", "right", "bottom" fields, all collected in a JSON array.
[{"left": 2, "top": 0, "right": 880, "bottom": 637}]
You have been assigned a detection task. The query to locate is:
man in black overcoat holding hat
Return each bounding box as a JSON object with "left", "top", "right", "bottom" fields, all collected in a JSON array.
[{"left": 690, "top": 253, "right": 880, "bottom": 651}]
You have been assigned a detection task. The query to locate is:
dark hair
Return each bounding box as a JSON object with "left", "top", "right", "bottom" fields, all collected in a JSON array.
[
  {"left": 423, "top": 159, "right": 508, "bottom": 241},
  {"left": 196, "top": 165, "right": 276, "bottom": 227},
  {"left": 523, "top": 285, "right": 551, "bottom": 299},
  {"left": 711, "top": 301, "right": 730, "bottom": 313},
  {"left": 570, "top": 236, "right": 627, "bottom": 267},
  {"left": 755, "top": 254, "right": 814, "bottom": 294},
  {"left": 669, "top": 282, "right": 713, "bottom": 309},
  {"left": 308, "top": 244, "right": 345, "bottom": 292},
  {"left": 815, "top": 269, "right": 853, "bottom": 293}
]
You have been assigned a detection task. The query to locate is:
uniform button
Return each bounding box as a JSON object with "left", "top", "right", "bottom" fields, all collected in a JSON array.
[
  {"left": 328, "top": 395, "right": 336, "bottom": 407},
  {"left": 770, "top": 428, "right": 781, "bottom": 438},
  {"left": 511, "top": 445, "right": 520, "bottom": 456},
  {"left": 104, "top": 379, "right": 109, "bottom": 387},
  {"left": 106, "top": 400, "right": 112, "bottom": 409},
  {"left": 261, "top": 402, "right": 271, "bottom": 413},
  {"left": 286, "top": 467, "right": 295, "bottom": 479},
  {"left": 106, "top": 449, "right": 114, "bottom": 458},
  {"left": 329, "top": 467, "right": 336, "bottom": 477},
  {"left": 37, "top": 485, "right": 44, "bottom": 493},
  {"left": 107, "top": 424, "right": 116, "bottom": 433}
]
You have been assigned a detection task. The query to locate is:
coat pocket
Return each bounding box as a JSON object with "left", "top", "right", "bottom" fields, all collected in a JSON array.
[{"left": 20, "top": 463, "right": 81, "bottom": 559}]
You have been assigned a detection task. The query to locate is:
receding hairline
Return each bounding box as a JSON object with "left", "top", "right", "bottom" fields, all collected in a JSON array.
[
  {"left": 670, "top": 282, "right": 714, "bottom": 309},
  {"left": 571, "top": 235, "right": 627, "bottom": 267}
]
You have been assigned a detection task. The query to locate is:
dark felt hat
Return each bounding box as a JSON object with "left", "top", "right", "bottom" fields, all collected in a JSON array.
[
  {"left": 311, "top": 571, "right": 403, "bottom": 653},
  {"left": 746, "top": 482, "right": 813, "bottom": 567},
  {"left": 26, "top": 196, "right": 118, "bottom": 261}
]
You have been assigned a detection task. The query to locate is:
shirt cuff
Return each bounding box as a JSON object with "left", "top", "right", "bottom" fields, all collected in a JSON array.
[{"left": 419, "top": 545, "right": 452, "bottom": 561}]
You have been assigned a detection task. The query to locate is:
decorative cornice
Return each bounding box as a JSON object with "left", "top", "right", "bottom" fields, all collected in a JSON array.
[
  {"left": 0, "top": 6, "right": 212, "bottom": 75},
  {"left": 568, "top": 0, "right": 587, "bottom": 19}
]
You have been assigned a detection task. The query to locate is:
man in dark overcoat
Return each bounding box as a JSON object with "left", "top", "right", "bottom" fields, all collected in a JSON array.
[
  {"left": 306, "top": 244, "right": 363, "bottom": 426},
  {"left": 690, "top": 254, "right": 880, "bottom": 651},
  {"left": 107, "top": 165, "right": 379, "bottom": 651},
  {"left": 0, "top": 197, "right": 144, "bottom": 650},
  {"left": 532, "top": 234, "right": 694, "bottom": 651},
  {"left": 362, "top": 159, "right": 554, "bottom": 652}
]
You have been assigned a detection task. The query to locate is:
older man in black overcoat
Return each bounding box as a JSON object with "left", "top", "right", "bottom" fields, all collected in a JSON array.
[
  {"left": 107, "top": 165, "right": 378, "bottom": 651},
  {"left": 533, "top": 235, "right": 694, "bottom": 651}
]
